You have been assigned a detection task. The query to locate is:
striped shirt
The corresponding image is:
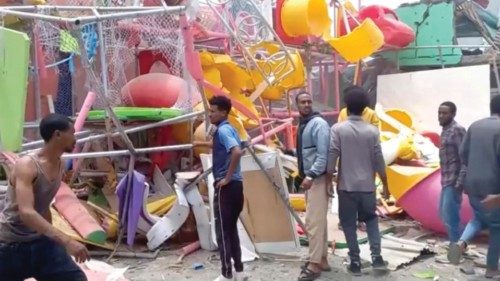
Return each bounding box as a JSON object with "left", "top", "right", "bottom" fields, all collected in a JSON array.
[{"left": 439, "top": 121, "right": 466, "bottom": 189}]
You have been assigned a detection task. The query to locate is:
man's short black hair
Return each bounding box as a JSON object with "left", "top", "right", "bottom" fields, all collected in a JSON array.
[
  {"left": 39, "top": 113, "right": 73, "bottom": 142},
  {"left": 343, "top": 85, "right": 364, "bottom": 95},
  {"left": 440, "top": 101, "right": 457, "bottom": 115},
  {"left": 209, "top": 95, "right": 232, "bottom": 114},
  {"left": 491, "top": 95, "right": 500, "bottom": 115},
  {"left": 295, "top": 91, "right": 311, "bottom": 103},
  {"left": 343, "top": 86, "right": 369, "bottom": 116}
]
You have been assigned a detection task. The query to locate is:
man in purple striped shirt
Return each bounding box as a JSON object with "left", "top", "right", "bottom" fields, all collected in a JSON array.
[{"left": 437, "top": 101, "right": 467, "bottom": 244}]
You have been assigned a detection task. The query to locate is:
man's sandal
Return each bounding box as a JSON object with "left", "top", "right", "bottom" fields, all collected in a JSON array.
[
  {"left": 297, "top": 268, "right": 321, "bottom": 281},
  {"left": 300, "top": 262, "right": 332, "bottom": 272}
]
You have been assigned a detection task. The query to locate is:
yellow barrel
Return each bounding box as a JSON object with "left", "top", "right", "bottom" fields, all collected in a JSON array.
[
  {"left": 281, "top": 0, "right": 331, "bottom": 37},
  {"left": 325, "top": 19, "right": 384, "bottom": 62}
]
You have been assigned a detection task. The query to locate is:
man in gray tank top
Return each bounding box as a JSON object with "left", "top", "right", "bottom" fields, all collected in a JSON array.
[{"left": 0, "top": 113, "right": 89, "bottom": 281}]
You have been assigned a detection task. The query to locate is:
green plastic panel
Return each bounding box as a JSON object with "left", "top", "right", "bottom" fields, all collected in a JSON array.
[
  {"left": 0, "top": 28, "right": 30, "bottom": 152},
  {"left": 382, "top": 2, "right": 462, "bottom": 67}
]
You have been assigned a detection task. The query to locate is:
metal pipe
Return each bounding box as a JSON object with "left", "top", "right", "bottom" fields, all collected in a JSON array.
[
  {"left": 250, "top": 118, "right": 293, "bottom": 145},
  {"left": 22, "top": 130, "right": 92, "bottom": 149},
  {"left": 23, "top": 122, "right": 39, "bottom": 129},
  {"left": 6, "top": 5, "right": 168, "bottom": 11},
  {"left": 0, "top": 9, "right": 68, "bottom": 23},
  {"left": 76, "top": 7, "right": 185, "bottom": 25},
  {"left": 334, "top": 53, "right": 340, "bottom": 113},
  {"left": 94, "top": 11, "right": 137, "bottom": 155},
  {"left": 0, "top": 7, "right": 185, "bottom": 25},
  {"left": 271, "top": 111, "right": 339, "bottom": 118},
  {"left": 31, "top": 26, "right": 42, "bottom": 124},
  {"left": 382, "top": 44, "right": 491, "bottom": 51},
  {"left": 61, "top": 144, "right": 193, "bottom": 160},
  {"left": 76, "top": 111, "right": 203, "bottom": 145},
  {"left": 253, "top": 143, "right": 297, "bottom": 164}
]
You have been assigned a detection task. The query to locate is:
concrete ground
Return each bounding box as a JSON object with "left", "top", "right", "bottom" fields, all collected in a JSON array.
[{"left": 108, "top": 238, "right": 494, "bottom": 281}]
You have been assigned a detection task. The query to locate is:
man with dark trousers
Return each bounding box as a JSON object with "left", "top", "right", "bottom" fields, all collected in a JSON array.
[
  {"left": 327, "top": 87, "right": 388, "bottom": 276},
  {"left": 0, "top": 113, "right": 89, "bottom": 280},
  {"left": 459, "top": 95, "right": 500, "bottom": 278},
  {"left": 195, "top": 96, "right": 245, "bottom": 281}
]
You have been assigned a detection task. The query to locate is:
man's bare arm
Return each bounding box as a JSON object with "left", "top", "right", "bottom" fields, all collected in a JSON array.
[{"left": 225, "top": 146, "right": 243, "bottom": 181}]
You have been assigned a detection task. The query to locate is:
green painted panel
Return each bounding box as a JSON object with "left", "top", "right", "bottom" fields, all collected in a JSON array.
[
  {"left": 0, "top": 28, "right": 30, "bottom": 152},
  {"left": 381, "top": 2, "right": 462, "bottom": 67}
]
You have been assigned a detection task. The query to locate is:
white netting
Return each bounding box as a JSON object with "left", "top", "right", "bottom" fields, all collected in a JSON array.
[{"left": 32, "top": 1, "right": 197, "bottom": 113}]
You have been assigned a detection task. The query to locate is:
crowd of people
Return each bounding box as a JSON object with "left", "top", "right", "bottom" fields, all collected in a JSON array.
[{"left": 0, "top": 90, "right": 499, "bottom": 281}]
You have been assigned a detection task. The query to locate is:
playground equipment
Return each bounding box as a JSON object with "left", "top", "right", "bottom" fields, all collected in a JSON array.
[
  {"left": 281, "top": 0, "right": 331, "bottom": 37},
  {"left": 120, "top": 73, "right": 186, "bottom": 108},
  {"left": 398, "top": 170, "right": 473, "bottom": 234},
  {"left": 339, "top": 5, "right": 415, "bottom": 48},
  {"left": 0, "top": 27, "right": 30, "bottom": 151}
]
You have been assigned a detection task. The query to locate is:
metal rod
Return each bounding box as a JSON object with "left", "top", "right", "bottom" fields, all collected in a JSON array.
[
  {"left": 94, "top": 13, "right": 137, "bottom": 155},
  {"left": 253, "top": 143, "right": 297, "bottom": 165},
  {"left": 492, "top": 54, "right": 500, "bottom": 92},
  {"left": 6, "top": 5, "right": 168, "bottom": 11},
  {"left": 76, "top": 111, "right": 203, "bottom": 145},
  {"left": 250, "top": 118, "right": 293, "bottom": 145},
  {"left": 0, "top": 9, "right": 68, "bottom": 23},
  {"left": 381, "top": 44, "right": 491, "bottom": 51},
  {"left": 271, "top": 111, "right": 339, "bottom": 118},
  {"left": 77, "top": 7, "right": 186, "bottom": 25},
  {"left": 61, "top": 144, "right": 193, "bottom": 160},
  {"left": 334, "top": 53, "right": 340, "bottom": 113},
  {"left": 31, "top": 25, "right": 42, "bottom": 124},
  {"left": 23, "top": 122, "right": 40, "bottom": 129},
  {"left": 0, "top": 7, "right": 185, "bottom": 25},
  {"left": 22, "top": 130, "right": 92, "bottom": 150}
]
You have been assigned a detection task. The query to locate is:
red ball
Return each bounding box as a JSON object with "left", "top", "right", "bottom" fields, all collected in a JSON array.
[{"left": 121, "top": 73, "right": 185, "bottom": 108}]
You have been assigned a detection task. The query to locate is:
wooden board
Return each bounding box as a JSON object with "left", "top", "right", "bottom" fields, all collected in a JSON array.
[
  {"left": 0, "top": 28, "right": 30, "bottom": 151},
  {"left": 240, "top": 170, "right": 295, "bottom": 243},
  {"left": 239, "top": 152, "right": 300, "bottom": 254}
]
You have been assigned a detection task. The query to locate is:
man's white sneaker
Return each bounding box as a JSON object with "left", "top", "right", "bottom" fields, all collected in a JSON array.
[
  {"left": 235, "top": 271, "right": 249, "bottom": 281},
  {"left": 213, "top": 274, "right": 234, "bottom": 281}
]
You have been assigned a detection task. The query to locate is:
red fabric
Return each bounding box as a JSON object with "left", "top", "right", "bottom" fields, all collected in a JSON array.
[
  {"left": 137, "top": 50, "right": 171, "bottom": 75},
  {"left": 148, "top": 127, "right": 179, "bottom": 175}
]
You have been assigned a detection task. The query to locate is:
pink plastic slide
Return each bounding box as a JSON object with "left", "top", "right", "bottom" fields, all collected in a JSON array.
[
  {"left": 54, "top": 183, "right": 107, "bottom": 244},
  {"left": 398, "top": 169, "right": 473, "bottom": 234}
]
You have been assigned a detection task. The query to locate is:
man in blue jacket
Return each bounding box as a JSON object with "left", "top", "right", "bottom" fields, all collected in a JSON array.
[{"left": 295, "top": 92, "right": 331, "bottom": 281}]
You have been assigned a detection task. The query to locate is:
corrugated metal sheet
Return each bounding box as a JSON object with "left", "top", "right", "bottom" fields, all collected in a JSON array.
[{"left": 336, "top": 234, "right": 435, "bottom": 271}]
